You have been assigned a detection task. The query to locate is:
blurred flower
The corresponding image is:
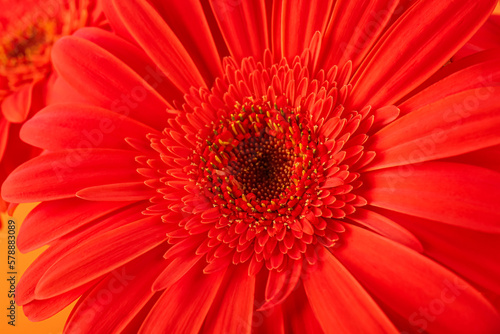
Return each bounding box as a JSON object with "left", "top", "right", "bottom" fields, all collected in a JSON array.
[
  {"left": 3, "top": 0, "right": 500, "bottom": 333},
  {"left": 0, "top": 0, "right": 106, "bottom": 211}
]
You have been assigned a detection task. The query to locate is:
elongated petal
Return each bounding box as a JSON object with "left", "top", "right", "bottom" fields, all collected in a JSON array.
[
  {"left": 363, "top": 162, "right": 500, "bottom": 232},
  {"left": 399, "top": 49, "right": 500, "bottom": 115},
  {"left": 64, "top": 246, "right": 166, "bottom": 333},
  {"left": 256, "top": 304, "right": 285, "bottom": 334},
  {"left": 76, "top": 182, "right": 153, "bottom": 201},
  {"left": 36, "top": 216, "right": 166, "bottom": 298},
  {"left": 18, "top": 199, "right": 132, "bottom": 252},
  {"left": 2, "top": 149, "right": 142, "bottom": 202},
  {"left": 101, "top": 0, "right": 136, "bottom": 43},
  {"left": 376, "top": 208, "right": 500, "bottom": 295},
  {"left": 334, "top": 225, "right": 500, "bottom": 334},
  {"left": 279, "top": 0, "right": 334, "bottom": 59},
  {"left": 348, "top": 208, "right": 423, "bottom": 252},
  {"left": 20, "top": 104, "right": 159, "bottom": 151},
  {"left": 260, "top": 259, "right": 302, "bottom": 311},
  {"left": 282, "top": 286, "right": 323, "bottom": 333},
  {"left": 109, "top": 0, "right": 207, "bottom": 91},
  {"left": 203, "top": 264, "right": 256, "bottom": 334},
  {"left": 350, "top": 0, "right": 497, "bottom": 109},
  {"left": 368, "top": 87, "right": 500, "bottom": 170},
  {"left": 52, "top": 36, "right": 170, "bottom": 130},
  {"left": 73, "top": 27, "right": 184, "bottom": 103},
  {"left": 16, "top": 202, "right": 148, "bottom": 305},
  {"left": 303, "top": 247, "right": 398, "bottom": 333},
  {"left": 209, "top": 0, "right": 269, "bottom": 61},
  {"left": 139, "top": 262, "right": 226, "bottom": 334},
  {"left": 0, "top": 117, "right": 9, "bottom": 160},
  {"left": 320, "top": 0, "right": 399, "bottom": 69},
  {"left": 147, "top": 0, "right": 223, "bottom": 81},
  {"left": 152, "top": 254, "right": 203, "bottom": 291},
  {"left": 23, "top": 281, "right": 97, "bottom": 321},
  {"left": 444, "top": 144, "right": 500, "bottom": 172},
  {"left": 46, "top": 77, "right": 91, "bottom": 105}
]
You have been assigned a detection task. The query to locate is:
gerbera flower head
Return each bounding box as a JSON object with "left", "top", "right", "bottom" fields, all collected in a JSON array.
[
  {"left": 151, "top": 49, "right": 373, "bottom": 277},
  {"left": 0, "top": 0, "right": 106, "bottom": 211},
  {"left": 2, "top": 0, "right": 500, "bottom": 333}
]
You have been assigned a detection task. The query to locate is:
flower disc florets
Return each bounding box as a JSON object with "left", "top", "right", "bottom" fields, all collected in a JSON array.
[{"left": 145, "top": 50, "right": 375, "bottom": 274}]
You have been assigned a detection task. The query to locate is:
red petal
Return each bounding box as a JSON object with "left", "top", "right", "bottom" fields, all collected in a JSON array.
[
  {"left": 1, "top": 82, "right": 35, "bottom": 123},
  {"left": 334, "top": 224, "right": 500, "bottom": 334},
  {"left": 443, "top": 144, "right": 500, "bottom": 172},
  {"left": 363, "top": 162, "right": 500, "bottom": 233},
  {"left": 371, "top": 105, "right": 399, "bottom": 131},
  {"left": 259, "top": 259, "right": 302, "bottom": 311},
  {"left": 46, "top": 76, "right": 91, "bottom": 105},
  {"left": 51, "top": 36, "right": 170, "bottom": 130},
  {"left": 282, "top": 285, "right": 323, "bottom": 333},
  {"left": 101, "top": 0, "right": 136, "bottom": 43},
  {"left": 348, "top": 208, "right": 423, "bottom": 252},
  {"left": 139, "top": 262, "right": 226, "bottom": 334},
  {"left": 350, "top": 0, "right": 497, "bottom": 109},
  {"left": 376, "top": 207, "right": 500, "bottom": 295},
  {"left": 76, "top": 182, "right": 153, "bottom": 201},
  {"left": 368, "top": 87, "right": 500, "bottom": 170},
  {"left": 2, "top": 149, "right": 142, "bottom": 203},
  {"left": 20, "top": 104, "right": 159, "bottom": 151},
  {"left": 279, "top": 0, "right": 335, "bottom": 59},
  {"left": 35, "top": 216, "right": 167, "bottom": 298},
  {"left": 203, "top": 264, "right": 256, "bottom": 334},
  {"left": 152, "top": 254, "right": 203, "bottom": 291},
  {"left": 145, "top": 0, "right": 223, "bottom": 82},
  {"left": 399, "top": 49, "right": 500, "bottom": 115},
  {"left": 18, "top": 199, "right": 132, "bottom": 252},
  {"left": 110, "top": 0, "right": 207, "bottom": 91},
  {"left": 320, "top": 0, "right": 399, "bottom": 69},
  {"left": 23, "top": 281, "right": 97, "bottom": 321},
  {"left": 0, "top": 117, "right": 9, "bottom": 160},
  {"left": 64, "top": 246, "right": 166, "bottom": 333},
  {"left": 210, "top": 0, "right": 269, "bottom": 61},
  {"left": 303, "top": 247, "right": 398, "bottom": 333},
  {"left": 73, "top": 27, "right": 184, "bottom": 102},
  {"left": 16, "top": 202, "right": 148, "bottom": 305},
  {"left": 256, "top": 304, "right": 285, "bottom": 334}
]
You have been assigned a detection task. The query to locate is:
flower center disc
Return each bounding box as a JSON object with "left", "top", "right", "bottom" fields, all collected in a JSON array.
[
  {"left": 0, "top": 20, "right": 56, "bottom": 70},
  {"left": 194, "top": 96, "right": 328, "bottom": 236},
  {"left": 148, "top": 54, "right": 373, "bottom": 273},
  {"left": 229, "top": 130, "right": 294, "bottom": 201}
]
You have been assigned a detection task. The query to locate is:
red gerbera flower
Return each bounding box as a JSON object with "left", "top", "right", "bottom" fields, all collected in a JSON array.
[
  {"left": 0, "top": 0, "right": 106, "bottom": 211},
  {"left": 3, "top": 0, "right": 500, "bottom": 333}
]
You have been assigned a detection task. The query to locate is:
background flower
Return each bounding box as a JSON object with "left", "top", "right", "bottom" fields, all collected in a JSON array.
[
  {"left": 2, "top": 0, "right": 500, "bottom": 333},
  {"left": 0, "top": 0, "right": 107, "bottom": 212}
]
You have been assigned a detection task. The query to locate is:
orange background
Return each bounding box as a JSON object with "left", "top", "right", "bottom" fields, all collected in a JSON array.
[{"left": 0, "top": 204, "right": 72, "bottom": 334}]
